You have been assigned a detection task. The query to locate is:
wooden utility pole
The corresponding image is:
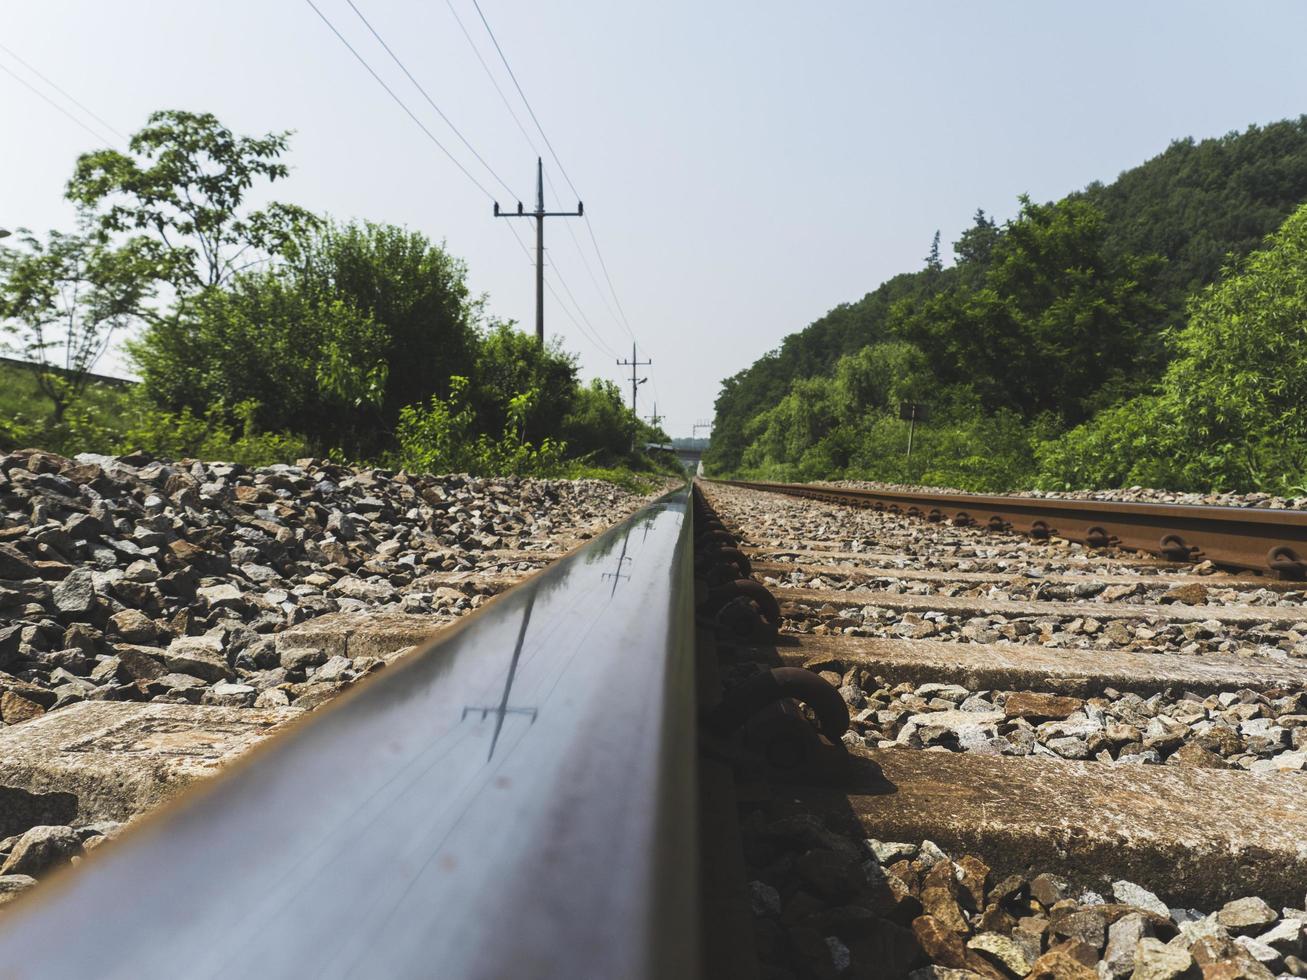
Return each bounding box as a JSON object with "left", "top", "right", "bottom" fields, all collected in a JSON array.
[
  {"left": 646, "top": 404, "right": 664, "bottom": 429},
  {"left": 494, "top": 158, "right": 582, "bottom": 344}
]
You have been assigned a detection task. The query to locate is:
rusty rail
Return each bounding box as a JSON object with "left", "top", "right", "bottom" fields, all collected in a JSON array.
[{"left": 719, "top": 480, "right": 1307, "bottom": 578}]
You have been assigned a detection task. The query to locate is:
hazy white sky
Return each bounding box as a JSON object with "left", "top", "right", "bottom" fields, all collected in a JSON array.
[{"left": 3, "top": 1, "right": 1307, "bottom": 436}]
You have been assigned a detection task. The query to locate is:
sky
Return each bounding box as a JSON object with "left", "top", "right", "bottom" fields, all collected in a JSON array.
[{"left": 3, "top": 1, "right": 1307, "bottom": 438}]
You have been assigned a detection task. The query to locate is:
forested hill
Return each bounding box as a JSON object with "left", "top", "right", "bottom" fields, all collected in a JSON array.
[{"left": 705, "top": 117, "right": 1307, "bottom": 490}]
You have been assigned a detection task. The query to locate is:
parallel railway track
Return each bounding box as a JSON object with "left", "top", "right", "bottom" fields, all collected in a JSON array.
[
  {"left": 3, "top": 477, "right": 1307, "bottom": 978},
  {"left": 698, "top": 479, "right": 1307, "bottom": 979},
  {"left": 724, "top": 479, "right": 1307, "bottom": 578}
]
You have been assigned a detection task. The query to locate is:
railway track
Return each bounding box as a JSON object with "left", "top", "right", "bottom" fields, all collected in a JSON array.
[
  {"left": 1, "top": 475, "right": 1306, "bottom": 978},
  {"left": 700, "top": 479, "right": 1307, "bottom": 980}
]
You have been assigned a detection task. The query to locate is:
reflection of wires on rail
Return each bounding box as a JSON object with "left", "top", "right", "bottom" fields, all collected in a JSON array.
[
  {"left": 461, "top": 591, "right": 538, "bottom": 761},
  {"left": 601, "top": 531, "right": 634, "bottom": 597}
]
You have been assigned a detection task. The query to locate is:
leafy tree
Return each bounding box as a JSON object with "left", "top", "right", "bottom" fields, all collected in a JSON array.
[
  {"left": 562, "top": 379, "right": 638, "bottom": 457},
  {"left": 891, "top": 197, "right": 1165, "bottom": 423},
  {"left": 925, "top": 230, "right": 942, "bottom": 274},
  {"left": 128, "top": 262, "right": 387, "bottom": 454},
  {"left": 1034, "top": 395, "right": 1177, "bottom": 490},
  {"left": 1160, "top": 202, "right": 1307, "bottom": 490},
  {"left": 472, "top": 323, "right": 578, "bottom": 441},
  {"left": 707, "top": 118, "right": 1307, "bottom": 485},
  {"left": 297, "top": 221, "right": 481, "bottom": 429},
  {"left": 67, "top": 110, "right": 316, "bottom": 297},
  {"left": 1038, "top": 202, "right": 1307, "bottom": 494},
  {"left": 0, "top": 226, "right": 153, "bottom": 422}
]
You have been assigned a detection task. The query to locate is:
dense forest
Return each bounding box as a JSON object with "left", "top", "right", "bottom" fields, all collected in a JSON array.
[
  {"left": 705, "top": 118, "right": 1307, "bottom": 495},
  {"left": 0, "top": 111, "right": 672, "bottom": 486}
]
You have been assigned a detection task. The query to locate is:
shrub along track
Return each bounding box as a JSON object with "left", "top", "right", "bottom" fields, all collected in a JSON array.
[{"left": 696, "top": 479, "right": 1307, "bottom": 980}]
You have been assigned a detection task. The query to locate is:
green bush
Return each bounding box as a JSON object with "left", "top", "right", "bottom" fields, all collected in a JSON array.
[
  {"left": 395, "top": 377, "right": 566, "bottom": 477},
  {"left": 1038, "top": 202, "right": 1307, "bottom": 494}
]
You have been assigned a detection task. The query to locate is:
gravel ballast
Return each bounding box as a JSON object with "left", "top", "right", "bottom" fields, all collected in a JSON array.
[{"left": 0, "top": 448, "right": 671, "bottom": 720}]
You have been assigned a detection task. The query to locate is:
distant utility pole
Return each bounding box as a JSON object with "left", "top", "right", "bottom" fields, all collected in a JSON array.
[
  {"left": 646, "top": 403, "right": 664, "bottom": 429},
  {"left": 493, "top": 157, "right": 582, "bottom": 345},
  {"left": 693, "top": 420, "right": 712, "bottom": 438},
  {"left": 617, "top": 343, "right": 651, "bottom": 415}
]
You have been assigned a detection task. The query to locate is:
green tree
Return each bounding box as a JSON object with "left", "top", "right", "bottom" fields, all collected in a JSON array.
[
  {"left": 67, "top": 110, "right": 315, "bottom": 297},
  {"left": 891, "top": 196, "right": 1164, "bottom": 423},
  {"left": 1153, "top": 202, "right": 1307, "bottom": 489},
  {"left": 297, "top": 221, "right": 481, "bottom": 430},
  {"left": 562, "top": 379, "right": 639, "bottom": 457},
  {"left": 1038, "top": 202, "right": 1307, "bottom": 493},
  {"left": 128, "top": 261, "right": 388, "bottom": 454},
  {"left": 0, "top": 226, "right": 153, "bottom": 422},
  {"left": 472, "top": 323, "right": 578, "bottom": 441}
]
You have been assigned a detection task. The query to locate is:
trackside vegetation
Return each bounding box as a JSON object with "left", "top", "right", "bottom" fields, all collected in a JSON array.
[
  {"left": 0, "top": 111, "right": 674, "bottom": 485},
  {"left": 706, "top": 117, "right": 1307, "bottom": 495}
]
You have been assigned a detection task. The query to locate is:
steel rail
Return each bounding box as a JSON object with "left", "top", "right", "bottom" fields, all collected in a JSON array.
[
  {"left": 719, "top": 480, "right": 1307, "bottom": 578},
  {"left": 0, "top": 486, "right": 698, "bottom": 979}
]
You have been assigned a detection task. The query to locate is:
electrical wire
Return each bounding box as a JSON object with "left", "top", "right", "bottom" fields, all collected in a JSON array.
[
  {"left": 442, "top": 0, "right": 541, "bottom": 164},
  {"left": 343, "top": 0, "right": 520, "bottom": 201},
  {"left": 464, "top": 0, "right": 646, "bottom": 356},
  {"left": 467, "top": 0, "right": 580, "bottom": 199},
  {"left": 443, "top": 0, "right": 627, "bottom": 357},
  {"left": 499, "top": 221, "right": 615, "bottom": 358},
  {"left": 0, "top": 42, "right": 126, "bottom": 142},
  {"left": 309, "top": 0, "right": 631, "bottom": 371},
  {"left": 0, "top": 59, "right": 116, "bottom": 147},
  {"left": 303, "top": 0, "right": 497, "bottom": 201}
]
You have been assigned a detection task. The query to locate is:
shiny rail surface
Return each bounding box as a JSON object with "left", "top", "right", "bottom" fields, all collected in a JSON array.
[
  {"left": 721, "top": 479, "right": 1307, "bottom": 577},
  {"left": 0, "top": 486, "right": 697, "bottom": 979}
]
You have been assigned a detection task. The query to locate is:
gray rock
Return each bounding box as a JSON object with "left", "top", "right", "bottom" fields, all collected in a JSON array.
[
  {"left": 52, "top": 569, "right": 96, "bottom": 615},
  {"left": 160, "top": 637, "right": 229, "bottom": 683},
  {"left": 202, "top": 683, "right": 257, "bottom": 708},
  {"left": 0, "top": 874, "right": 37, "bottom": 906},
  {"left": 313, "top": 655, "right": 353, "bottom": 683},
  {"left": 0, "top": 825, "right": 83, "bottom": 877},
  {"left": 824, "top": 936, "right": 851, "bottom": 973},
  {"left": 967, "top": 931, "right": 1035, "bottom": 975},
  {"left": 1236, "top": 934, "right": 1282, "bottom": 969},
  {"left": 865, "top": 839, "right": 917, "bottom": 865},
  {"left": 1104, "top": 912, "right": 1149, "bottom": 977},
  {"left": 1220, "top": 896, "right": 1279, "bottom": 934},
  {"left": 0, "top": 544, "right": 40, "bottom": 580},
  {"left": 254, "top": 688, "right": 291, "bottom": 708},
  {"left": 280, "top": 646, "right": 328, "bottom": 672},
  {"left": 1046, "top": 735, "right": 1092, "bottom": 759},
  {"left": 1130, "top": 937, "right": 1191, "bottom": 980},
  {"left": 197, "top": 583, "right": 243, "bottom": 608},
  {"left": 1174, "top": 914, "right": 1231, "bottom": 949},
  {"left": 917, "top": 839, "right": 949, "bottom": 868},
  {"left": 1257, "top": 917, "right": 1304, "bottom": 955},
  {"left": 1113, "top": 880, "right": 1170, "bottom": 917},
  {"left": 156, "top": 673, "right": 209, "bottom": 692},
  {"left": 747, "top": 879, "right": 780, "bottom": 916}
]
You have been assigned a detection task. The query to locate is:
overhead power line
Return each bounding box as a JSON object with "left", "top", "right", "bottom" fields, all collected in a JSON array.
[
  {"left": 468, "top": 0, "right": 580, "bottom": 200},
  {"left": 442, "top": 0, "right": 541, "bottom": 160},
  {"left": 500, "top": 220, "right": 614, "bottom": 359},
  {"left": 465, "top": 0, "right": 644, "bottom": 352},
  {"left": 343, "top": 0, "right": 519, "bottom": 201},
  {"left": 0, "top": 42, "right": 126, "bottom": 142},
  {"left": 0, "top": 58, "right": 116, "bottom": 147},
  {"left": 442, "top": 0, "right": 624, "bottom": 357},
  {"left": 303, "top": 0, "right": 496, "bottom": 201}
]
